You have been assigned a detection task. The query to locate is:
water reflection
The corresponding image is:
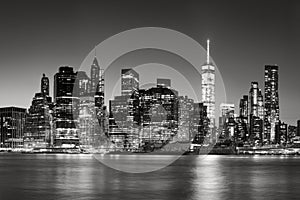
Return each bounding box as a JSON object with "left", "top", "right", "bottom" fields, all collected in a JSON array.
[{"left": 1, "top": 154, "right": 300, "bottom": 200}]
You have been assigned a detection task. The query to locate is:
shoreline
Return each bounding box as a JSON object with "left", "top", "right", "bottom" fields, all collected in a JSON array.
[{"left": 1, "top": 149, "right": 300, "bottom": 156}]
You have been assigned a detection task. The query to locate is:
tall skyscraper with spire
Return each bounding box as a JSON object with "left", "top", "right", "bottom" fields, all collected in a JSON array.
[
  {"left": 90, "top": 49, "right": 105, "bottom": 109},
  {"left": 90, "top": 55, "right": 100, "bottom": 94},
  {"left": 201, "top": 39, "right": 215, "bottom": 128}
]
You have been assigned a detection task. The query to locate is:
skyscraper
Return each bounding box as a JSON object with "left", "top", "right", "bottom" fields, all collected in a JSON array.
[
  {"left": 177, "top": 96, "right": 194, "bottom": 142},
  {"left": 95, "top": 59, "right": 104, "bottom": 108},
  {"left": 54, "top": 66, "right": 77, "bottom": 99},
  {"left": 24, "top": 74, "right": 53, "bottom": 148},
  {"left": 157, "top": 78, "right": 171, "bottom": 88},
  {"left": 90, "top": 55, "right": 105, "bottom": 109},
  {"left": 275, "top": 121, "right": 288, "bottom": 145},
  {"left": 191, "top": 103, "right": 209, "bottom": 144},
  {"left": 76, "top": 71, "right": 100, "bottom": 149},
  {"left": 201, "top": 39, "right": 215, "bottom": 128},
  {"left": 53, "top": 66, "right": 79, "bottom": 147},
  {"left": 90, "top": 57, "right": 100, "bottom": 94},
  {"left": 121, "top": 68, "right": 139, "bottom": 97},
  {"left": 0, "top": 107, "right": 26, "bottom": 148},
  {"left": 249, "top": 82, "right": 263, "bottom": 144},
  {"left": 108, "top": 69, "right": 139, "bottom": 150},
  {"left": 297, "top": 120, "right": 300, "bottom": 136},
  {"left": 249, "top": 82, "right": 259, "bottom": 118},
  {"left": 239, "top": 95, "right": 249, "bottom": 140},
  {"left": 264, "top": 65, "right": 279, "bottom": 143},
  {"left": 41, "top": 73, "right": 49, "bottom": 96},
  {"left": 76, "top": 71, "right": 90, "bottom": 97},
  {"left": 257, "top": 90, "right": 264, "bottom": 120},
  {"left": 219, "top": 103, "right": 235, "bottom": 139}
]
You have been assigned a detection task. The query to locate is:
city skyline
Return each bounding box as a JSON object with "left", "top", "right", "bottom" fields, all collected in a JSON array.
[{"left": 0, "top": 0, "right": 299, "bottom": 125}]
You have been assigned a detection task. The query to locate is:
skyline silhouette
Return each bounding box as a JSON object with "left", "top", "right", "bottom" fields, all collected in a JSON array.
[{"left": 0, "top": 0, "right": 299, "bottom": 125}]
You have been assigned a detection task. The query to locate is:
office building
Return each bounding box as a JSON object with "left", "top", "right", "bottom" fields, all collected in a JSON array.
[
  {"left": 264, "top": 65, "right": 279, "bottom": 143},
  {"left": 249, "top": 82, "right": 263, "bottom": 144},
  {"left": 297, "top": 120, "right": 300, "bottom": 136},
  {"left": 201, "top": 39, "right": 215, "bottom": 127},
  {"left": 24, "top": 74, "right": 53, "bottom": 148},
  {"left": 177, "top": 96, "right": 194, "bottom": 142},
  {"left": 191, "top": 103, "right": 209, "bottom": 144},
  {"left": 239, "top": 95, "right": 249, "bottom": 141},
  {"left": 121, "top": 68, "right": 139, "bottom": 97},
  {"left": 219, "top": 103, "right": 235, "bottom": 140},
  {"left": 53, "top": 66, "right": 79, "bottom": 147},
  {"left": 0, "top": 107, "right": 26, "bottom": 148},
  {"left": 275, "top": 121, "right": 288, "bottom": 145}
]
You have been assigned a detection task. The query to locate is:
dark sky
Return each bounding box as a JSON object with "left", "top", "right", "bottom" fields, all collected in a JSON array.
[{"left": 0, "top": 0, "right": 299, "bottom": 125}]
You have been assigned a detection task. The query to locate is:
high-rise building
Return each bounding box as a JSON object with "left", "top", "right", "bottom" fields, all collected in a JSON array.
[
  {"left": 264, "top": 65, "right": 279, "bottom": 143},
  {"left": 91, "top": 55, "right": 105, "bottom": 109},
  {"left": 138, "top": 86, "right": 179, "bottom": 143},
  {"left": 249, "top": 82, "right": 263, "bottom": 144},
  {"left": 297, "top": 120, "right": 300, "bottom": 136},
  {"left": 249, "top": 82, "right": 259, "bottom": 118},
  {"left": 239, "top": 95, "right": 248, "bottom": 121},
  {"left": 76, "top": 71, "right": 90, "bottom": 96},
  {"left": 177, "top": 96, "right": 194, "bottom": 142},
  {"left": 95, "top": 62, "right": 104, "bottom": 108},
  {"left": 257, "top": 90, "right": 264, "bottom": 120},
  {"left": 90, "top": 57, "right": 100, "bottom": 94},
  {"left": 0, "top": 107, "right": 26, "bottom": 148},
  {"left": 109, "top": 77, "right": 179, "bottom": 151},
  {"left": 108, "top": 69, "right": 139, "bottom": 150},
  {"left": 157, "top": 78, "right": 171, "bottom": 88},
  {"left": 201, "top": 39, "right": 215, "bottom": 128},
  {"left": 121, "top": 68, "right": 139, "bottom": 97},
  {"left": 76, "top": 71, "right": 96, "bottom": 149},
  {"left": 41, "top": 73, "right": 50, "bottom": 96},
  {"left": 219, "top": 103, "right": 235, "bottom": 139},
  {"left": 24, "top": 74, "right": 53, "bottom": 148},
  {"left": 239, "top": 95, "right": 249, "bottom": 140},
  {"left": 191, "top": 103, "right": 209, "bottom": 144},
  {"left": 275, "top": 121, "right": 288, "bottom": 145},
  {"left": 235, "top": 116, "right": 246, "bottom": 145},
  {"left": 53, "top": 66, "right": 79, "bottom": 147},
  {"left": 288, "top": 125, "right": 297, "bottom": 144}
]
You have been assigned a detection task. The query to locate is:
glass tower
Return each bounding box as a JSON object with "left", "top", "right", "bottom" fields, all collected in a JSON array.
[
  {"left": 249, "top": 82, "right": 264, "bottom": 144},
  {"left": 264, "top": 65, "right": 279, "bottom": 143},
  {"left": 121, "top": 68, "right": 139, "bottom": 97},
  {"left": 201, "top": 39, "right": 215, "bottom": 128},
  {"left": 53, "top": 66, "right": 79, "bottom": 147}
]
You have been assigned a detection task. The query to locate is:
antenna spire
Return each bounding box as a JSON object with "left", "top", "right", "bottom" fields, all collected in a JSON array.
[
  {"left": 207, "top": 39, "right": 210, "bottom": 64},
  {"left": 94, "top": 46, "right": 97, "bottom": 58}
]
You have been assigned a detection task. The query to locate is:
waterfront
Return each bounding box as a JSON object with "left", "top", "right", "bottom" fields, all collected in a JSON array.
[{"left": 1, "top": 154, "right": 300, "bottom": 200}]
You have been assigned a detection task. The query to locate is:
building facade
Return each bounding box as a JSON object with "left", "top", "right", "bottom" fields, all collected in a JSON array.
[
  {"left": 264, "top": 65, "right": 279, "bottom": 143},
  {"left": 239, "top": 95, "right": 249, "bottom": 141},
  {"left": 249, "top": 82, "right": 264, "bottom": 144},
  {"left": 24, "top": 74, "right": 53, "bottom": 148},
  {"left": 219, "top": 103, "right": 235, "bottom": 140},
  {"left": 121, "top": 68, "right": 139, "bottom": 97},
  {"left": 177, "top": 96, "right": 194, "bottom": 142},
  {"left": 53, "top": 66, "right": 79, "bottom": 147},
  {"left": 201, "top": 39, "right": 215, "bottom": 128},
  {"left": 0, "top": 107, "right": 26, "bottom": 148}
]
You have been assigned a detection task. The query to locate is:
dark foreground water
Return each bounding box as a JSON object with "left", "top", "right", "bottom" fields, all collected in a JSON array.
[{"left": 0, "top": 154, "right": 300, "bottom": 200}]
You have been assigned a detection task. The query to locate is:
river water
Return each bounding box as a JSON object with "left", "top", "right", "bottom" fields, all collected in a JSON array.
[{"left": 0, "top": 154, "right": 299, "bottom": 200}]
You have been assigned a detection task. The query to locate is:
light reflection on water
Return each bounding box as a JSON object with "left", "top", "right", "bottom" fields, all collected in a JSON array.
[{"left": 0, "top": 154, "right": 300, "bottom": 200}]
